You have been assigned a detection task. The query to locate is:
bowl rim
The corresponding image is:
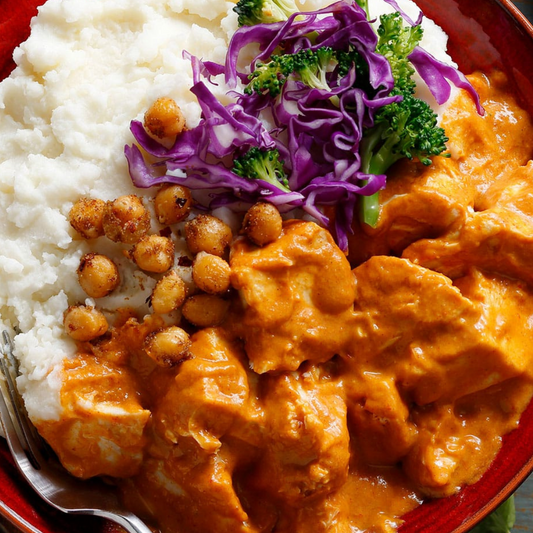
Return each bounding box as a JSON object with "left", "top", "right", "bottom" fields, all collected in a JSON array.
[
  {"left": 501, "top": 0, "right": 533, "bottom": 34},
  {"left": 0, "top": 500, "right": 42, "bottom": 533}
]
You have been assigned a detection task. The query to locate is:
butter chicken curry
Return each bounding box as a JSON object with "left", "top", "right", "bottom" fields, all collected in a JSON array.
[{"left": 37, "top": 71, "right": 533, "bottom": 532}]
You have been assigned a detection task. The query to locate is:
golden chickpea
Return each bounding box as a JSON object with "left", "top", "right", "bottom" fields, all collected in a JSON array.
[
  {"left": 184, "top": 214, "right": 232, "bottom": 257},
  {"left": 144, "top": 326, "right": 191, "bottom": 367},
  {"left": 154, "top": 184, "right": 192, "bottom": 225},
  {"left": 68, "top": 198, "right": 106, "bottom": 240},
  {"left": 130, "top": 234, "right": 175, "bottom": 273},
  {"left": 151, "top": 270, "right": 188, "bottom": 314},
  {"left": 103, "top": 195, "right": 151, "bottom": 244},
  {"left": 64, "top": 305, "right": 108, "bottom": 341},
  {"left": 192, "top": 252, "right": 231, "bottom": 295},
  {"left": 242, "top": 202, "right": 282, "bottom": 246},
  {"left": 77, "top": 253, "right": 120, "bottom": 298},
  {"left": 182, "top": 294, "right": 229, "bottom": 327},
  {"left": 144, "top": 97, "right": 186, "bottom": 139}
]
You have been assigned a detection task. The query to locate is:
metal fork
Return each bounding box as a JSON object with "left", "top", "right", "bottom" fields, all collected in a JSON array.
[{"left": 0, "top": 331, "right": 153, "bottom": 533}]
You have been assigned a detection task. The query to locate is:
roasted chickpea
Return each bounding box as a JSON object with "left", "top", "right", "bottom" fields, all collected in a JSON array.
[
  {"left": 144, "top": 326, "right": 191, "bottom": 367},
  {"left": 144, "top": 97, "right": 186, "bottom": 139},
  {"left": 151, "top": 270, "right": 188, "bottom": 314},
  {"left": 184, "top": 214, "right": 232, "bottom": 257},
  {"left": 130, "top": 234, "right": 175, "bottom": 273},
  {"left": 154, "top": 184, "right": 192, "bottom": 225},
  {"left": 103, "top": 195, "right": 151, "bottom": 244},
  {"left": 64, "top": 305, "right": 108, "bottom": 341},
  {"left": 77, "top": 253, "right": 120, "bottom": 298},
  {"left": 68, "top": 198, "right": 106, "bottom": 240},
  {"left": 242, "top": 202, "right": 282, "bottom": 246},
  {"left": 182, "top": 294, "right": 229, "bottom": 327},
  {"left": 192, "top": 252, "right": 231, "bottom": 295}
]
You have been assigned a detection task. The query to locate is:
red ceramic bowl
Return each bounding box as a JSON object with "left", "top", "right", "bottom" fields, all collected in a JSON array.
[{"left": 1, "top": 1, "right": 533, "bottom": 532}]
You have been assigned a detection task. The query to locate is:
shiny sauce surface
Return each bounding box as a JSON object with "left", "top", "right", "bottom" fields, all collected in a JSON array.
[{"left": 37, "top": 72, "right": 533, "bottom": 532}]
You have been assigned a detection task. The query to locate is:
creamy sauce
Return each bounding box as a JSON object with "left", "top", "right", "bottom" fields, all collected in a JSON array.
[{"left": 37, "top": 72, "right": 533, "bottom": 532}]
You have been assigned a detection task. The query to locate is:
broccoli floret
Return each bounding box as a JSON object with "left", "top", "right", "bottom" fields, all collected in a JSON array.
[
  {"left": 233, "top": 0, "right": 299, "bottom": 26},
  {"left": 363, "top": 95, "right": 448, "bottom": 171},
  {"left": 359, "top": 13, "right": 449, "bottom": 227},
  {"left": 245, "top": 54, "right": 295, "bottom": 97},
  {"left": 376, "top": 12, "right": 424, "bottom": 95},
  {"left": 292, "top": 47, "right": 336, "bottom": 91},
  {"left": 246, "top": 47, "right": 339, "bottom": 97},
  {"left": 336, "top": 49, "right": 367, "bottom": 80},
  {"left": 335, "top": 48, "right": 373, "bottom": 97},
  {"left": 233, "top": 147, "right": 290, "bottom": 192}
]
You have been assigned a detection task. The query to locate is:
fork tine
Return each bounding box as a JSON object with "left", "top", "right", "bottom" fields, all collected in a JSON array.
[
  {"left": 0, "top": 331, "right": 43, "bottom": 470},
  {"left": 0, "top": 347, "right": 32, "bottom": 475},
  {"left": 2, "top": 332, "right": 50, "bottom": 455}
]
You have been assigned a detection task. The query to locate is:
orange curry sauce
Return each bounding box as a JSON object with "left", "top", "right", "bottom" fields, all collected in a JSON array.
[{"left": 37, "top": 72, "right": 533, "bottom": 533}]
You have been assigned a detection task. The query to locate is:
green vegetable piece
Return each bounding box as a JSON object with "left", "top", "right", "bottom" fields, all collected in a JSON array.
[
  {"left": 246, "top": 46, "right": 363, "bottom": 98},
  {"left": 233, "top": 147, "right": 291, "bottom": 192},
  {"left": 336, "top": 49, "right": 368, "bottom": 81},
  {"left": 376, "top": 12, "right": 423, "bottom": 95},
  {"left": 292, "top": 47, "right": 336, "bottom": 92},
  {"left": 245, "top": 54, "right": 295, "bottom": 97},
  {"left": 359, "top": 12, "right": 449, "bottom": 228},
  {"left": 233, "top": 0, "right": 299, "bottom": 26},
  {"left": 470, "top": 496, "right": 516, "bottom": 533}
]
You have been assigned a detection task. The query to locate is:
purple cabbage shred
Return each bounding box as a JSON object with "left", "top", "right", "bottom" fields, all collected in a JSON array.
[{"left": 125, "top": 0, "right": 482, "bottom": 251}]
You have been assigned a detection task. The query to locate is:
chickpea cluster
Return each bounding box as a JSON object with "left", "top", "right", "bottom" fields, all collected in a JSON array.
[{"left": 64, "top": 97, "right": 285, "bottom": 367}]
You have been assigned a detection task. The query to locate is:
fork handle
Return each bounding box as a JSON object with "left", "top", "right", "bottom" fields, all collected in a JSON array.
[{"left": 96, "top": 511, "right": 153, "bottom": 533}]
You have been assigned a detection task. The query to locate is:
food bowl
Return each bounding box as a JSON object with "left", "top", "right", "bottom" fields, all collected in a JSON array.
[{"left": 0, "top": 0, "right": 533, "bottom": 532}]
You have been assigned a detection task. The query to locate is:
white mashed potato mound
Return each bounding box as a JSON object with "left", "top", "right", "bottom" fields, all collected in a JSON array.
[{"left": 0, "top": 0, "right": 454, "bottom": 422}]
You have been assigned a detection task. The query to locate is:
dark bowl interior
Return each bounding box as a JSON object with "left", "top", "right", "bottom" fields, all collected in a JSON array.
[{"left": 1, "top": 0, "right": 533, "bottom": 532}]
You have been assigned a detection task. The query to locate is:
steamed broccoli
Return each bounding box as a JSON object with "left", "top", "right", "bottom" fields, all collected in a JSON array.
[
  {"left": 245, "top": 54, "right": 296, "bottom": 97},
  {"left": 376, "top": 12, "right": 424, "bottom": 95},
  {"left": 246, "top": 46, "right": 356, "bottom": 97},
  {"left": 233, "top": 0, "right": 299, "bottom": 26},
  {"left": 336, "top": 49, "right": 368, "bottom": 80},
  {"left": 292, "top": 47, "right": 336, "bottom": 91},
  {"left": 359, "top": 13, "right": 449, "bottom": 227},
  {"left": 233, "top": 147, "right": 290, "bottom": 192},
  {"left": 360, "top": 94, "right": 449, "bottom": 174}
]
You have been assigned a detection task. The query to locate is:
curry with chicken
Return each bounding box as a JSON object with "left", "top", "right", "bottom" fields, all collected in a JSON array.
[{"left": 37, "top": 71, "right": 533, "bottom": 532}]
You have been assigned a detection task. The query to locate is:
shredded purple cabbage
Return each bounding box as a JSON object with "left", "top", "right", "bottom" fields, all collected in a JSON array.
[
  {"left": 408, "top": 46, "right": 484, "bottom": 115},
  {"left": 125, "top": 0, "right": 482, "bottom": 250}
]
